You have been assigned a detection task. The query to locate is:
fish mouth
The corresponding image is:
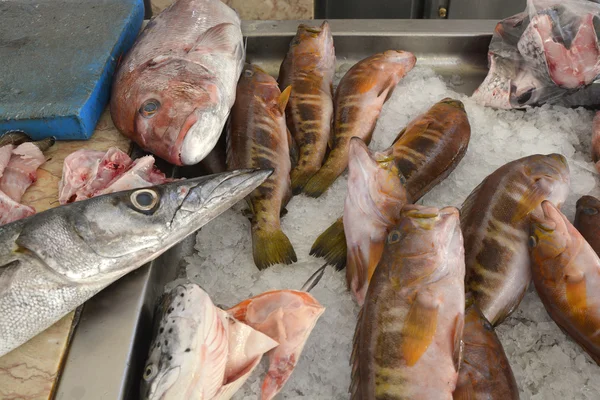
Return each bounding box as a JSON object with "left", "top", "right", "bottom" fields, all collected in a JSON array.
[
  {"left": 530, "top": 200, "right": 559, "bottom": 233},
  {"left": 174, "top": 109, "right": 224, "bottom": 166}
]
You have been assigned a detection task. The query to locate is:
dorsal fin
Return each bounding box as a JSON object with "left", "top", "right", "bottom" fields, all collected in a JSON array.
[{"left": 190, "top": 23, "right": 242, "bottom": 55}]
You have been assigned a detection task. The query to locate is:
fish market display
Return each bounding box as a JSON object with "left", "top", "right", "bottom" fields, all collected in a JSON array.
[
  {"left": 0, "top": 169, "right": 270, "bottom": 357},
  {"left": 227, "top": 63, "right": 297, "bottom": 270},
  {"left": 278, "top": 21, "right": 336, "bottom": 194},
  {"left": 593, "top": 111, "right": 600, "bottom": 172},
  {"left": 58, "top": 147, "right": 174, "bottom": 204},
  {"left": 462, "top": 154, "right": 570, "bottom": 326},
  {"left": 110, "top": 0, "right": 245, "bottom": 166},
  {"left": 343, "top": 137, "right": 409, "bottom": 305},
  {"left": 454, "top": 296, "right": 519, "bottom": 400},
  {"left": 574, "top": 195, "right": 600, "bottom": 256},
  {"left": 311, "top": 98, "right": 471, "bottom": 270},
  {"left": 351, "top": 205, "right": 465, "bottom": 399},
  {"left": 529, "top": 201, "right": 600, "bottom": 364},
  {"left": 473, "top": 0, "right": 600, "bottom": 109},
  {"left": 302, "top": 50, "right": 417, "bottom": 197},
  {"left": 0, "top": 138, "right": 55, "bottom": 225},
  {"left": 189, "top": 63, "right": 600, "bottom": 398},
  {"left": 141, "top": 283, "right": 278, "bottom": 400},
  {"left": 228, "top": 290, "right": 324, "bottom": 400}
]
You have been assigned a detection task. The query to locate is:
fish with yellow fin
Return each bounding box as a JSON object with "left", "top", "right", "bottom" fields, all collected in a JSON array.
[
  {"left": 351, "top": 205, "right": 465, "bottom": 400},
  {"left": 529, "top": 200, "right": 600, "bottom": 365},
  {"left": 343, "top": 137, "right": 410, "bottom": 305},
  {"left": 462, "top": 154, "right": 570, "bottom": 326},
  {"left": 227, "top": 63, "right": 297, "bottom": 270},
  {"left": 311, "top": 98, "right": 471, "bottom": 270},
  {"left": 302, "top": 50, "right": 417, "bottom": 198}
]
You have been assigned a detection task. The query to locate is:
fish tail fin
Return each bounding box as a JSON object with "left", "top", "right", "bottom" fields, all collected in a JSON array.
[
  {"left": 302, "top": 149, "right": 345, "bottom": 197},
  {"left": 309, "top": 218, "right": 347, "bottom": 270},
  {"left": 290, "top": 165, "right": 319, "bottom": 195},
  {"left": 252, "top": 224, "right": 297, "bottom": 270},
  {"left": 261, "top": 363, "right": 294, "bottom": 400}
]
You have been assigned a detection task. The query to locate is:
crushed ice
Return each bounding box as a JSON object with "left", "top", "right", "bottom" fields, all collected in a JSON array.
[{"left": 184, "top": 66, "right": 600, "bottom": 399}]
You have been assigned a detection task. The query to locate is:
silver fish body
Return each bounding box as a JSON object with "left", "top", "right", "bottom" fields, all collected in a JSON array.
[{"left": 0, "top": 169, "right": 271, "bottom": 357}]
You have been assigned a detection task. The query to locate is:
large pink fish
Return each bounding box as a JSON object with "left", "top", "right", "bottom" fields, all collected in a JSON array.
[{"left": 111, "top": 0, "right": 245, "bottom": 166}]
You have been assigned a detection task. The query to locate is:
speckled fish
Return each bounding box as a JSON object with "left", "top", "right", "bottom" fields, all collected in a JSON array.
[
  {"left": 453, "top": 295, "right": 519, "bottom": 400},
  {"left": 110, "top": 0, "right": 244, "bottom": 166},
  {"left": 462, "top": 154, "right": 570, "bottom": 326},
  {"left": 227, "top": 63, "right": 297, "bottom": 270},
  {"left": 141, "top": 283, "right": 278, "bottom": 400},
  {"left": 311, "top": 98, "right": 471, "bottom": 270},
  {"left": 277, "top": 21, "right": 336, "bottom": 194},
  {"left": 302, "top": 50, "right": 417, "bottom": 197},
  {"left": 0, "top": 169, "right": 271, "bottom": 357},
  {"left": 343, "top": 137, "right": 410, "bottom": 306},
  {"left": 593, "top": 111, "right": 600, "bottom": 172},
  {"left": 529, "top": 200, "right": 600, "bottom": 365},
  {"left": 228, "top": 290, "right": 325, "bottom": 400},
  {"left": 351, "top": 205, "right": 465, "bottom": 400},
  {"left": 575, "top": 195, "right": 600, "bottom": 258}
]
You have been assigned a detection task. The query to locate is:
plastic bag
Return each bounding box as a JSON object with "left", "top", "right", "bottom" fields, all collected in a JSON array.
[{"left": 472, "top": 0, "right": 600, "bottom": 109}]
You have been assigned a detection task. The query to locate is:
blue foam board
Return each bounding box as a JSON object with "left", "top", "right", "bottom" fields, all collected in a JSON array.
[{"left": 0, "top": 0, "right": 145, "bottom": 140}]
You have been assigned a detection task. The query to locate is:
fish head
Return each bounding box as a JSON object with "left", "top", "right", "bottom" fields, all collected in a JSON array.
[
  {"left": 71, "top": 169, "right": 272, "bottom": 262},
  {"left": 347, "top": 137, "right": 409, "bottom": 215},
  {"left": 141, "top": 284, "right": 222, "bottom": 399},
  {"left": 529, "top": 200, "right": 571, "bottom": 267},
  {"left": 121, "top": 60, "right": 227, "bottom": 166},
  {"left": 439, "top": 97, "right": 466, "bottom": 111},
  {"left": 385, "top": 205, "right": 463, "bottom": 281},
  {"left": 289, "top": 21, "right": 335, "bottom": 68},
  {"left": 378, "top": 50, "right": 417, "bottom": 73},
  {"left": 524, "top": 153, "right": 571, "bottom": 211},
  {"left": 575, "top": 195, "right": 600, "bottom": 231}
]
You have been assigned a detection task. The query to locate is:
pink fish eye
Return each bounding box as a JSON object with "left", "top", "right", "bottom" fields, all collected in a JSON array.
[{"left": 140, "top": 99, "right": 161, "bottom": 118}]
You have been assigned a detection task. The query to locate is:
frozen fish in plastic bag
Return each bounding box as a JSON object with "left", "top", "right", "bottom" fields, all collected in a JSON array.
[{"left": 473, "top": 0, "right": 600, "bottom": 109}]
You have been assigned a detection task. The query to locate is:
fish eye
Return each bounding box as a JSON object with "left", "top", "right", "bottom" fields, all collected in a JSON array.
[
  {"left": 244, "top": 69, "right": 254, "bottom": 77},
  {"left": 131, "top": 189, "right": 159, "bottom": 211},
  {"left": 388, "top": 230, "right": 401, "bottom": 244},
  {"left": 528, "top": 236, "right": 537, "bottom": 248},
  {"left": 143, "top": 364, "right": 157, "bottom": 381},
  {"left": 140, "top": 99, "right": 160, "bottom": 118},
  {"left": 581, "top": 207, "right": 599, "bottom": 216}
]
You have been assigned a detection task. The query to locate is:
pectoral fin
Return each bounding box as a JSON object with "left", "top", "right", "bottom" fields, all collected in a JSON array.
[
  {"left": 401, "top": 292, "right": 439, "bottom": 367},
  {"left": 564, "top": 265, "right": 587, "bottom": 314},
  {"left": 278, "top": 86, "right": 292, "bottom": 113}
]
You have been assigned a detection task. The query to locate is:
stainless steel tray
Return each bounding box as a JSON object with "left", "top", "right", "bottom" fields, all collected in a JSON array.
[{"left": 54, "top": 19, "right": 503, "bottom": 400}]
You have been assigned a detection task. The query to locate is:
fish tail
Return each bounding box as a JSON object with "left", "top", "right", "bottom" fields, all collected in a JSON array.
[
  {"left": 251, "top": 223, "right": 297, "bottom": 270},
  {"left": 302, "top": 148, "right": 346, "bottom": 197},
  {"left": 309, "top": 218, "right": 347, "bottom": 270},
  {"left": 290, "top": 164, "right": 318, "bottom": 195}
]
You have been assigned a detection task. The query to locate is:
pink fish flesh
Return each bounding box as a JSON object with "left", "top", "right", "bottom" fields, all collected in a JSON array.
[
  {"left": 0, "top": 142, "right": 46, "bottom": 202},
  {"left": 0, "top": 190, "right": 35, "bottom": 225}
]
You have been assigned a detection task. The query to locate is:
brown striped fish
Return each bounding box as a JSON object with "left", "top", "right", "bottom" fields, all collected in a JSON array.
[
  {"left": 529, "top": 200, "right": 600, "bottom": 365},
  {"left": 453, "top": 295, "right": 519, "bottom": 400},
  {"left": 278, "top": 21, "right": 335, "bottom": 194},
  {"left": 462, "top": 154, "right": 570, "bottom": 326},
  {"left": 351, "top": 205, "right": 465, "bottom": 400},
  {"left": 227, "top": 63, "right": 297, "bottom": 270},
  {"left": 302, "top": 50, "right": 417, "bottom": 197},
  {"left": 343, "top": 137, "right": 410, "bottom": 306},
  {"left": 311, "top": 98, "right": 471, "bottom": 269},
  {"left": 574, "top": 195, "right": 600, "bottom": 257}
]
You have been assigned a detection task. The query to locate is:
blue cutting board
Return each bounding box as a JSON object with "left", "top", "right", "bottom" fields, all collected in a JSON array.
[{"left": 0, "top": 0, "right": 145, "bottom": 140}]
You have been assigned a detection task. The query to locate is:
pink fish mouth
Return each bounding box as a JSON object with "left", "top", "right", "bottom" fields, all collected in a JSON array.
[{"left": 170, "top": 111, "right": 199, "bottom": 166}]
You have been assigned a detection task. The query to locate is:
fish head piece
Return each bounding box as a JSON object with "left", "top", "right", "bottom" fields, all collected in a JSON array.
[
  {"left": 141, "top": 284, "right": 220, "bottom": 399},
  {"left": 575, "top": 195, "right": 600, "bottom": 225},
  {"left": 386, "top": 205, "right": 463, "bottom": 281},
  {"left": 528, "top": 200, "right": 571, "bottom": 272},
  {"left": 70, "top": 169, "right": 272, "bottom": 262},
  {"left": 524, "top": 153, "right": 571, "bottom": 212},
  {"left": 290, "top": 21, "right": 335, "bottom": 68},
  {"left": 347, "top": 137, "right": 408, "bottom": 214},
  {"left": 126, "top": 59, "right": 227, "bottom": 166},
  {"left": 379, "top": 50, "right": 417, "bottom": 72}
]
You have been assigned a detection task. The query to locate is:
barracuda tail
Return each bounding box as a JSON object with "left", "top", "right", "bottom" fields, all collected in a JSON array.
[
  {"left": 309, "top": 217, "right": 347, "bottom": 270},
  {"left": 251, "top": 224, "right": 297, "bottom": 270}
]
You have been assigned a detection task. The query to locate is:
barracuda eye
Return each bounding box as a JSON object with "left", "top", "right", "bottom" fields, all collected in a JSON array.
[
  {"left": 582, "top": 207, "right": 599, "bottom": 216},
  {"left": 388, "top": 230, "right": 401, "bottom": 244},
  {"left": 528, "top": 236, "right": 538, "bottom": 248},
  {"left": 130, "top": 189, "right": 159, "bottom": 212},
  {"left": 143, "top": 364, "right": 157, "bottom": 381},
  {"left": 140, "top": 99, "right": 160, "bottom": 118}
]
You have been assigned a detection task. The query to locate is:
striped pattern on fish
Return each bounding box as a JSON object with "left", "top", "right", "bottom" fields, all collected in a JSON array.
[
  {"left": 351, "top": 205, "right": 465, "bottom": 400},
  {"left": 302, "top": 50, "right": 417, "bottom": 198},
  {"left": 461, "top": 154, "right": 570, "bottom": 326},
  {"left": 278, "top": 22, "right": 335, "bottom": 194}
]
